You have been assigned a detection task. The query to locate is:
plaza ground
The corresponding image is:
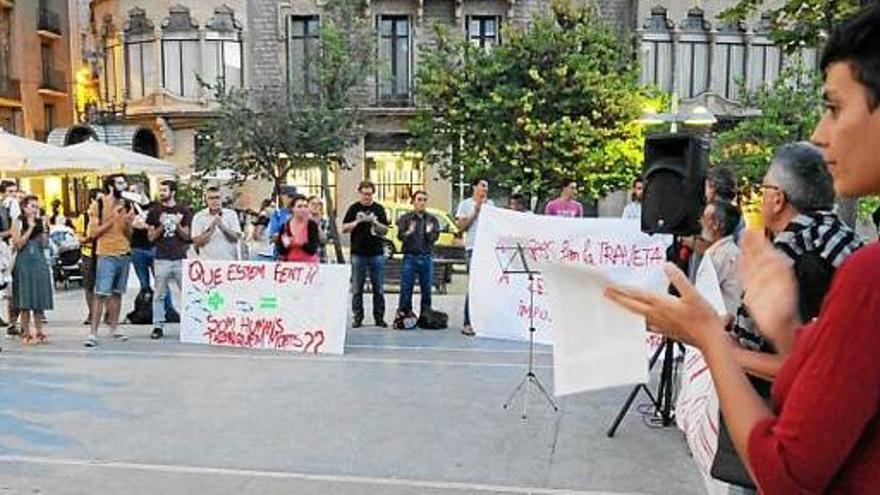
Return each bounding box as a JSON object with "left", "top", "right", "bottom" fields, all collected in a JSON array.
[{"left": 0, "top": 283, "right": 703, "bottom": 494}]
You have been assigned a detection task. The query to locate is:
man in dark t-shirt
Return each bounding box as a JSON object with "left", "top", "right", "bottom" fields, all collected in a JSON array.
[
  {"left": 129, "top": 184, "right": 174, "bottom": 317},
  {"left": 146, "top": 180, "right": 191, "bottom": 340},
  {"left": 342, "top": 180, "right": 389, "bottom": 327}
]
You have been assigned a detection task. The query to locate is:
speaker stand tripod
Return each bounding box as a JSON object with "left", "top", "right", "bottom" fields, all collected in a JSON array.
[{"left": 500, "top": 244, "right": 559, "bottom": 421}]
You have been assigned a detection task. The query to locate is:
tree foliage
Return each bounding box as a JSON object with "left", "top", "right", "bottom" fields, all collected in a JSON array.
[
  {"left": 712, "top": 61, "right": 824, "bottom": 188},
  {"left": 720, "top": 0, "right": 861, "bottom": 52},
  {"left": 195, "top": 0, "right": 373, "bottom": 261},
  {"left": 409, "top": 1, "right": 649, "bottom": 203}
]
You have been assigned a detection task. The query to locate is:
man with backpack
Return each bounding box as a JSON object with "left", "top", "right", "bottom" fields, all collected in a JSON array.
[
  {"left": 85, "top": 174, "right": 135, "bottom": 347},
  {"left": 394, "top": 191, "right": 441, "bottom": 330}
]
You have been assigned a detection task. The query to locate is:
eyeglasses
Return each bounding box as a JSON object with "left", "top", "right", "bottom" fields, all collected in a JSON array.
[{"left": 760, "top": 183, "right": 787, "bottom": 200}]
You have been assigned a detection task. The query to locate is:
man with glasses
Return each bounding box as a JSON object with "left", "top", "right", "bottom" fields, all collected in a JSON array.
[
  {"left": 713, "top": 142, "right": 864, "bottom": 491},
  {"left": 342, "top": 180, "right": 390, "bottom": 328},
  {"left": 191, "top": 187, "right": 243, "bottom": 261},
  {"left": 544, "top": 179, "right": 583, "bottom": 217}
]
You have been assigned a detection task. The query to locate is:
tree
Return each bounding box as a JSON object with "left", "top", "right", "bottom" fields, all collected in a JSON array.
[
  {"left": 195, "top": 0, "right": 374, "bottom": 262},
  {"left": 720, "top": 0, "right": 872, "bottom": 225},
  {"left": 720, "top": 0, "right": 861, "bottom": 51},
  {"left": 712, "top": 61, "right": 824, "bottom": 188},
  {"left": 409, "top": 0, "right": 650, "bottom": 205}
]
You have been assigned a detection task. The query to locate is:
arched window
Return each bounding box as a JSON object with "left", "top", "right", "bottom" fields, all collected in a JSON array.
[
  {"left": 161, "top": 5, "right": 200, "bottom": 98},
  {"left": 124, "top": 8, "right": 157, "bottom": 100},
  {"left": 204, "top": 6, "right": 243, "bottom": 92}
]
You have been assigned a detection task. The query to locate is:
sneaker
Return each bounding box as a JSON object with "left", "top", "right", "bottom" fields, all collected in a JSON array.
[
  {"left": 112, "top": 331, "right": 128, "bottom": 342},
  {"left": 83, "top": 334, "right": 98, "bottom": 348},
  {"left": 462, "top": 325, "right": 475, "bottom": 337},
  {"left": 150, "top": 328, "right": 164, "bottom": 340},
  {"left": 375, "top": 320, "right": 388, "bottom": 328},
  {"left": 6, "top": 324, "right": 19, "bottom": 337}
]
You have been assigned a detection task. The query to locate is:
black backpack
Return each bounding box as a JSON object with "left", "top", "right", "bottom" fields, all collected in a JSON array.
[
  {"left": 417, "top": 309, "right": 448, "bottom": 330},
  {"left": 126, "top": 288, "right": 154, "bottom": 324}
]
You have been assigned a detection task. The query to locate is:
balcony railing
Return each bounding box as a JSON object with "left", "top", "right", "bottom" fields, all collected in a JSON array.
[
  {"left": 37, "top": 6, "right": 62, "bottom": 36},
  {"left": 0, "top": 77, "right": 21, "bottom": 100},
  {"left": 39, "top": 68, "right": 66, "bottom": 93}
]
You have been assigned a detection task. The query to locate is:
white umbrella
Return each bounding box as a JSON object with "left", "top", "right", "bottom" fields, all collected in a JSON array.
[
  {"left": 0, "top": 129, "right": 105, "bottom": 175},
  {"left": 66, "top": 139, "right": 177, "bottom": 176}
]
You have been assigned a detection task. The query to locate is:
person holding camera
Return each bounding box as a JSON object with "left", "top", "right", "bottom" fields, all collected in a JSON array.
[
  {"left": 146, "top": 180, "right": 191, "bottom": 340},
  {"left": 85, "top": 174, "right": 135, "bottom": 347},
  {"left": 342, "top": 180, "right": 389, "bottom": 328},
  {"left": 11, "top": 195, "right": 53, "bottom": 345}
]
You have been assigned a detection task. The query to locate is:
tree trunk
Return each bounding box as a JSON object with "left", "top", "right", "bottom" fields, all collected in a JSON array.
[{"left": 321, "top": 160, "right": 346, "bottom": 263}]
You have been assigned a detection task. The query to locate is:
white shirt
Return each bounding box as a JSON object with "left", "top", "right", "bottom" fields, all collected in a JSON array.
[
  {"left": 456, "top": 198, "right": 495, "bottom": 250},
  {"left": 191, "top": 208, "right": 242, "bottom": 261},
  {"left": 621, "top": 201, "right": 641, "bottom": 220}
]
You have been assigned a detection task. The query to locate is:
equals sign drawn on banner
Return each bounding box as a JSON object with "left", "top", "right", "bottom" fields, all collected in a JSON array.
[{"left": 259, "top": 295, "right": 278, "bottom": 311}]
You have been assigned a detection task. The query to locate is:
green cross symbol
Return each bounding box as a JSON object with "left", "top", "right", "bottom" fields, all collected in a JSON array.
[
  {"left": 259, "top": 295, "right": 278, "bottom": 311},
  {"left": 206, "top": 291, "right": 226, "bottom": 313}
]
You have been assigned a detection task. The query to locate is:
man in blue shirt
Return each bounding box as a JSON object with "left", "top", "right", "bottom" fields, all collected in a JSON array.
[{"left": 261, "top": 185, "right": 297, "bottom": 261}]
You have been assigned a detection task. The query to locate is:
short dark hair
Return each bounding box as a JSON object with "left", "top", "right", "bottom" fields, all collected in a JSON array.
[
  {"left": 291, "top": 193, "right": 308, "bottom": 205},
  {"left": 159, "top": 179, "right": 177, "bottom": 194},
  {"left": 471, "top": 177, "right": 489, "bottom": 187},
  {"left": 632, "top": 177, "right": 643, "bottom": 187},
  {"left": 0, "top": 180, "right": 16, "bottom": 194},
  {"left": 88, "top": 188, "right": 102, "bottom": 201},
  {"left": 509, "top": 192, "right": 524, "bottom": 202},
  {"left": 706, "top": 166, "right": 737, "bottom": 202},
  {"left": 820, "top": 3, "right": 880, "bottom": 111},
  {"left": 357, "top": 180, "right": 375, "bottom": 193},
  {"left": 411, "top": 190, "right": 428, "bottom": 202},
  {"left": 205, "top": 186, "right": 220, "bottom": 195},
  {"left": 561, "top": 179, "right": 576, "bottom": 189},
  {"left": 709, "top": 200, "right": 741, "bottom": 238}
]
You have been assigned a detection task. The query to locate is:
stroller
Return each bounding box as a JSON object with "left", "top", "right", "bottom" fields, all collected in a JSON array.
[{"left": 48, "top": 226, "right": 83, "bottom": 290}]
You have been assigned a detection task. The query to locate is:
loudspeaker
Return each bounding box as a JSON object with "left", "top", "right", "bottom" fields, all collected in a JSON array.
[{"left": 641, "top": 134, "right": 709, "bottom": 236}]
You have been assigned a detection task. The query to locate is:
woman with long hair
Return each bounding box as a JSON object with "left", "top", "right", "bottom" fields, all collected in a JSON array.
[
  {"left": 277, "top": 195, "right": 320, "bottom": 263},
  {"left": 12, "top": 195, "right": 54, "bottom": 344}
]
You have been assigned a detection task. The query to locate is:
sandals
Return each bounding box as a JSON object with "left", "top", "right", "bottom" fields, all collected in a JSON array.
[
  {"left": 21, "top": 333, "right": 49, "bottom": 345},
  {"left": 36, "top": 333, "right": 49, "bottom": 344}
]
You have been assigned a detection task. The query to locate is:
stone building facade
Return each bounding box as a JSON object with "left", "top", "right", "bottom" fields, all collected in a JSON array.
[
  {"left": 0, "top": 0, "right": 75, "bottom": 142},
  {"left": 70, "top": 0, "right": 637, "bottom": 219}
]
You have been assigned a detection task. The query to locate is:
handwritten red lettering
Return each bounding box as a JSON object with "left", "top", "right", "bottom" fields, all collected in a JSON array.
[{"left": 187, "top": 260, "right": 224, "bottom": 287}]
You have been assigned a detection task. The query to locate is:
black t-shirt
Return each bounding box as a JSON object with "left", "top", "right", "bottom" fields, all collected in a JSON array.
[
  {"left": 146, "top": 203, "right": 192, "bottom": 260},
  {"left": 343, "top": 202, "right": 389, "bottom": 257}
]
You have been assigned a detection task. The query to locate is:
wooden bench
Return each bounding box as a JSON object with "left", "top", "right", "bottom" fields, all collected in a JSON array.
[{"left": 373, "top": 256, "right": 455, "bottom": 294}]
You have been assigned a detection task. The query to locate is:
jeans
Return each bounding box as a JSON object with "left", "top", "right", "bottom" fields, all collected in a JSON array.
[
  {"left": 351, "top": 254, "right": 385, "bottom": 323},
  {"left": 398, "top": 253, "right": 433, "bottom": 313},
  {"left": 132, "top": 247, "right": 173, "bottom": 310},
  {"left": 94, "top": 255, "right": 131, "bottom": 296},
  {"left": 463, "top": 250, "right": 473, "bottom": 326},
  {"left": 153, "top": 259, "right": 183, "bottom": 329}
]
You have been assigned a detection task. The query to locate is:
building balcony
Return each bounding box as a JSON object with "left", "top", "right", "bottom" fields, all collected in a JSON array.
[
  {"left": 37, "top": 5, "right": 63, "bottom": 39},
  {"left": 38, "top": 68, "right": 67, "bottom": 96},
  {"left": 0, "top": 77, "right": 21, "bottom": 103}
]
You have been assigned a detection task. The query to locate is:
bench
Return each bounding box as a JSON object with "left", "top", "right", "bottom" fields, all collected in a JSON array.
[{"left": 373, "top": 256, "right": 455, "bottom": 294}]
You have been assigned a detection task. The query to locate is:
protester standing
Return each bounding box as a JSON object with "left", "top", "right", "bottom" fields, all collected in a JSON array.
[
  {"left": 308, "top": 195, "right": 330, "bottom": 262},
  {"left": 259, "top": 185, "right": 297, "bottom": 261},
  {"left": 191, "top": 187, "right": 242, "bottom": 261},
  {"left": 697, "top": 200, "right": 743, "bottom": 316},
  {"left": 0, "top": 180, "right": 16, "bottom": 330},
  {"left": 146, "top": 180, "right": 191, "bottom": 340},
  {"left": 544, "top": 179, "right": 583, "bottom": 217},
  {"left": 342, "top": 181, "right": 389, "bottom": 328},
  {"left": 128, "top": 183, "right": 175, "bottom": 319},
  {"left": 278, "top": 194, "right": 320, "bottom": 263},
  {"left": 506, "top": 193, "right": 529, "bottom": 213},
  {"left": 456, "top": 178, "right": 494, "bottom": 336},
  {"left": 85, "top": 174, "right": 134, "bottom": 347},
  {"left": 607, "top": 7, "right": 880, "bottom": 491},
  {"left": 622, "top": 177, "right": 643, "bottom": 220},
  {"left": 395, "top": 191, "right": 440, "bottom": 325},
  {"left": 11, "top": 195, "right": 53, "bottom": 345}
]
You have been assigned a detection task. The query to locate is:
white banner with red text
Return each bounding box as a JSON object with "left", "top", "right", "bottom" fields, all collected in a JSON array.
[
  {"left": 469, "top": 206, "right": 672, "bottom": 393},
  {"left": 181, "top": 260, "right": 350, "bottom": 355}
]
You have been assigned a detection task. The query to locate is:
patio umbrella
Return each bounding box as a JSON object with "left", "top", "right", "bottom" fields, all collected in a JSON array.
[
  {"left": 66, "top": 139, "right": 177, "bottom": 176},
  {"left": 0, "top": 129, "right": 108, "bottom": 176}
]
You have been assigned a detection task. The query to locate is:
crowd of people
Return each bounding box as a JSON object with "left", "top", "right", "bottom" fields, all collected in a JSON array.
[{"left": 607, "top": 4, "right": 880, "bottom": 492}]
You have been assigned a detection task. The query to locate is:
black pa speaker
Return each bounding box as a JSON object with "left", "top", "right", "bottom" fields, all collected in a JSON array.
[{"left": 641, "top": 134, "right": 709, "bottom": 236}]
